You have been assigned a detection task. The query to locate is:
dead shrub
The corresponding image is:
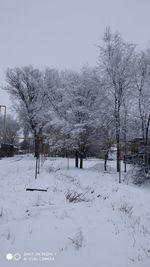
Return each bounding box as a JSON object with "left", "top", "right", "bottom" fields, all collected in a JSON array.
[
  {"left": 65, "top": 190, "right": 89, "bottom": 203},
  {"left": 68, "top": 230, "right": 84, "bottom": 250}
]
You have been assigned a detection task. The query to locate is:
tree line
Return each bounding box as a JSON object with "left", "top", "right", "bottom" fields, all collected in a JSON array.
[{"left": 4, "top": 28, "right": 150, "bottom": 182}]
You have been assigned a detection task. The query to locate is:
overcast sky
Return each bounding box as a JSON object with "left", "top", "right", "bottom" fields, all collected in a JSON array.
[{"left": 0, "top": 0, "right": 150, "bottom": 110}]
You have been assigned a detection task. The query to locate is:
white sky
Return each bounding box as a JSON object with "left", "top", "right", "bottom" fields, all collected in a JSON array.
[{"left": 0, "top": 0, "right": 150, "bottom": 110}]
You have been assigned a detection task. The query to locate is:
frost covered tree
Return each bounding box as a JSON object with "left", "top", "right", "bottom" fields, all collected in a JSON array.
[
  {"left": 134, "top": 50, "right": 150, "bottom": 171},
  {"left": 44, "top": 66, "right": 106, "bottom": 168},
  {"left": 134, "top": 51, "right": 150, "bottom": 143},
  {"left": 43, "top": 68, "right": 74, "bottom": 156},
  {"left": 98, "top": 28, "right": 135, "bottom": 181},
  {"left": 0, "top": 114, "right": 20, "bottom": 145},
  {"left": 67, "top": 66, "right": 104, "bottom": 168},
  {"left": 5, "top": 66, "right": 47, "bottom": 158},
  {"left": 44, "top": 69, "right": 82, "bottom": 164}
]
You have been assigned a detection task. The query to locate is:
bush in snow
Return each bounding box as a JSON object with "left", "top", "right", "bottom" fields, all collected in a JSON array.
[
  {"left": 119, "top": 201, "right": 133, "bottom": 217},
  {"left": 133, "top": 166, "right": 150, "bottom": 184},
  {"left": 68, "top": 230, "right": 84, "bottom": 250},
  {"left": 65, "top": 190, "right": 89, "bottom": 203}
]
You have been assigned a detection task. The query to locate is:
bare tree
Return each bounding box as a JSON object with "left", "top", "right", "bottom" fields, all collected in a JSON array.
[
  {"left": 0, "top": 114, "right": 20, "bottom": 145},
  {"left": 5, "top": 66, "right": 48, "bottom": 178},
  {"left": 5, "top": 66, "right": 46, "bottom": 145},
  {"left": 134, "top": 50, "right": 150, "bottom": 171},
  {"left": 98, "top": 28, "right": 135, "bottom": 182}
]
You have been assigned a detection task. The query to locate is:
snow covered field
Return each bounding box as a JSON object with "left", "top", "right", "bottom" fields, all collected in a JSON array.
[{"left": 0, "top": 156, "right": 150, "bottom": 267}]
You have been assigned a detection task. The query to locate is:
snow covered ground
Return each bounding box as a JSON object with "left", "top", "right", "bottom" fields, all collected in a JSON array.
[{"left": 0, "top": 155, "right": 150, "bottom": 267}]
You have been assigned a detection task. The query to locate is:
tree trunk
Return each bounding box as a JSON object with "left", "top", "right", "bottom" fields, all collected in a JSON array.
[
  {"left": 34, "top": 134, "right": 40, "bottom": 178},
  {"left": 123, "top": 108, "right": 127, "bottom": 173},
  {"left": 115, "top": 96, "right": 121, "bottom": 182},
  {"left": 124, "top": 138, "right": 127, "bottom": 173},
  {"left": 34, "top": 134, "right": 40, "bottom": 159},
  {"left": 80, "top": 155, "right": 83, "bottom": 169},
  {"left": 145, "top": 115, "right": 150, "bottom": 172},
  {"left": 124, "top": 155, "right": 127, "bottom": 173},
  {"left": 35, "top": 157, "right": 38, "bottom": 179},
  {"left": 116, "top": 139, "right": 120, "bottom": 172},
  {"left": 75, "top": 151, "right": 78, "bottom": 168},
  {"left": 37, "top": 157, "right": 40, "bottom": 174},
  {"left": 104, "top": 151, "right": 108, "bottom": 171}
]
